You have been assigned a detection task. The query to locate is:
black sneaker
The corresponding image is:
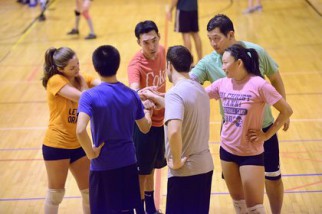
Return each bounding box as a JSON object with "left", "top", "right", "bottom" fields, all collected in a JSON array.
[
  {"left": 38, "top": 13, "right": 46, "bottom": 21},
  {"left": 67, "top": 29, "right": 79, "bottom": 35},
  {"left": 85, "top": 33, "right": 97, "bottom": 40}
]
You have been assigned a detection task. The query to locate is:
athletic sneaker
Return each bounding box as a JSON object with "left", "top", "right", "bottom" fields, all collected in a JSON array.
[
  {"left": 38, "top": 14, "right": 46, "bottom": 21},
  {"left": 85, "top": 33, "right": 97, "bottom": 40},
  {"left": 243, "top": 5, "right": 263, "bottom": 14},
  {"left": 67, "top": 29, "right": 79, "bottom": 35},
  {"left": 253, "top": 5, "right": 263, "bottom": 12}
]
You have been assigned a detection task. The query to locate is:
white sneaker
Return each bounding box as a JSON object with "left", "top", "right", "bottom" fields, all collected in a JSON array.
[{"left": 243, "top": 5, "right": 263, "bottom": 14}]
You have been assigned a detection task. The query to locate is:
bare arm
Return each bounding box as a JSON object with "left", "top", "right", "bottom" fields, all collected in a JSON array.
[
  {"left": 135, "top": 109, "right": 152, "bottom": 134},
  {"left": 167, "top": 119, "right": 187, "bottom": 169},
  {"left": 76, "top": 112, "right": 104, "bottom": 160},
  {"left": 267, "top": 71, "right": 290, "bottom": 130},
  {"left": 248, "top": 98, "right": 293, "bottom": 143},
  {"left": 129, "top": 82, "right": 140, "bottom": 91},
  {"left": 140, "top": 89, "right": 165, "bottom": 109},
  {"left": 265, "top": 98, "right": 293, "bottom": 138},
  {"left": 166, "top": 0, "right": 178, "bottom": 21},
  {"left": 58, "top": 84, "right": 83, "bottom": 103},
  {"left": 91, "top": 78, "right": 101, "bottom": 87},
  {"left": 58, "top": 75, "right": 89, "bottom": 102},
  {"left": 267, "top": 72, "right": 286, "bottom": 99}
]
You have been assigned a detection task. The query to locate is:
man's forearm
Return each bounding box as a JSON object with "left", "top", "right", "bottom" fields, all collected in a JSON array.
[
  {"left": 169, "top": 132, "right": 183, "bottom": 167},
  {"left": 77, "top": 130, "right": 95, "bottom": 159},
  {"left": 269, "top": 72, "right": 286, "bottom": 99}
]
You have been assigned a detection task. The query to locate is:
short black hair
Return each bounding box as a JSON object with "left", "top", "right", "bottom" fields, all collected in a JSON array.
[
  {"left": 134, "top": 20, "right": 159, "bottom": 39},
  {"left": 167, "top": 45, "right": 193, "bottom": 73},
  {"left": 207, "top": 14, "right": 234, "bottom": 36},
  {"left": 92, "top": 45, "right": 120, "bottom": 77}
]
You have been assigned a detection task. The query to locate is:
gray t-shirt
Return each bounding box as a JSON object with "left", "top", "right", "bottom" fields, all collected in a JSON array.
[{"left": 165, "top": 79, "right": 214, "bottom": 178}]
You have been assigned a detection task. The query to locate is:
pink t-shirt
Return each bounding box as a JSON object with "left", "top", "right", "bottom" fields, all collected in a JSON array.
[
  {"left": 127, "top": 46, "right": 166, "bottom": 127},
  {"left": 206, "top": 75, "right": 282, "bottom": 156}
]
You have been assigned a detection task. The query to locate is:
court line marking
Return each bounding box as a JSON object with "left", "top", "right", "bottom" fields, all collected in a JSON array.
[
  {"left": 285, "top": 180, "right": 322, "bottom": 191},
  {"left": 305, "top": 0, "right": 322, "bottom": 16},
  {"left": 283, "top": 173, "right": 322, "bottom": 177},
  {"left": 282, "top": 155, "right": 322, "bottom": 163},
  {"left": 0, "top": 0, "right": 57, "bottom": 64}
]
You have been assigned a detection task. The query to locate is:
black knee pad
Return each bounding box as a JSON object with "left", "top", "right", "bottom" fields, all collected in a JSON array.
[{"left": 74, "top": 10, "right": 81, "bottom": 16}]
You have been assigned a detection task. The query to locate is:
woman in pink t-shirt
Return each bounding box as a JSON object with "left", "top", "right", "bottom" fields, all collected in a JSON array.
[{"left": 206, "top": 44, "right": 293, "bottom": 214}]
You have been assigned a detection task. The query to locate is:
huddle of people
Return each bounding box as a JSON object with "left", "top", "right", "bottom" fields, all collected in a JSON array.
[{"left": 41, "top": 14, "right": 293, "bottom": 214}]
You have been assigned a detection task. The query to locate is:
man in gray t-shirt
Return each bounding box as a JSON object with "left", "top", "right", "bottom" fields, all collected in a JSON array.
[
  {"left": 165, "top": 67, "right": 213, "bottom": 179},
  {"left": 140, "top": 45, "right": 213, "bottom": 214}
]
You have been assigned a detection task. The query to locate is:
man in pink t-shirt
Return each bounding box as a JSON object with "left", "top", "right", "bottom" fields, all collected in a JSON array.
[{"left": 127, "top": 20, "right": 166, "bottom": 214}]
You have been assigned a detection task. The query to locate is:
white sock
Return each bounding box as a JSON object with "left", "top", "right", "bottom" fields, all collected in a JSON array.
[
  {"left": 233, "top": 199, "right": 248, "bottom": 214},
  {"left": 248, "top": 204, "right": 266, "bottom": 214},
  {"left": 80, "top": 188, "right": 90, "bottom": 214},
  {"left": 44, "top": 189, "right": 65, "bottom": 214}
]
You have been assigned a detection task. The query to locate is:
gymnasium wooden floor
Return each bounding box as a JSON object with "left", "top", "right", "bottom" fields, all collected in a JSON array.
[{"left": 0, "top": 0, "right": 321, "bottom": 213}]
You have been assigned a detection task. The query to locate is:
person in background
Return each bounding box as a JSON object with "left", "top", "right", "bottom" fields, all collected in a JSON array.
[
  {"left": 166, "top": 0, "right": 203, "bottom": 61},
  {"left": 41, "top": 46, "right": 100, "bottom": 214},
  {"left": 243, "top": 0, "right": 263, "bottom": 14},
  {"left": 38, "top": 0, "right": 48, "bottom": 21},
  {"left": 67, "top": 0, "right": 97, "bottom": 39}
]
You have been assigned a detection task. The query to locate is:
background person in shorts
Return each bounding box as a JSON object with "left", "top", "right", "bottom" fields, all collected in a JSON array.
[
  {"left": 67, "top": 0, "right": 97, "bottom": 39},
  {"left": 127, "top": 20, "right": 167, "bottom": 214},
  {"left": 166, "top": 0, "right": 203, "bottom": 61},
  {"left": 76, "top": 45, "right": 152, "bottom": 214}
]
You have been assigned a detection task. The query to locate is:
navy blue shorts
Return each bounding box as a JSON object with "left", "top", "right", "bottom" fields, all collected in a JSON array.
[
  {"left": 174, "top": 10, "right": 199, "bottom": 33},
  {"left": 133, "top": 124, "right": 167, "bottom": 175},
  {"left": 263, "top": 124, "right": 282, "bottom": 180},
  {"left": 220, "top": 147, "right": 264, "bottom": 166},
  {"left": 166, "top": 171, "right": 213, "bottom": 214},
  {"left": 42, "top": 145, "right": 86, "bottom": 163},
  {"left": 89, "top": 164, "right": 141, "bottom": 213},
  {"left": 220, "top": 120, "right": 282, "bottom": 180}
]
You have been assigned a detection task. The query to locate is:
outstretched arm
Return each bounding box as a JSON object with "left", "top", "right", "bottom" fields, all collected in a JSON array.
[
  {"left": 139, "top": 89, "right": 165, "bottom": 109},
  {"left": 58, "top": 74, "right": 89, "bottom": 102}
]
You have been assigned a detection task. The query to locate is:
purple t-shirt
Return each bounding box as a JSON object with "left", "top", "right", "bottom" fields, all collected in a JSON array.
[
  {"left": 78, "top": 82, "right": 145, "bottom": 171},
  {"left": 206, "top": 75, "right": 282, "bottom": 156}
]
